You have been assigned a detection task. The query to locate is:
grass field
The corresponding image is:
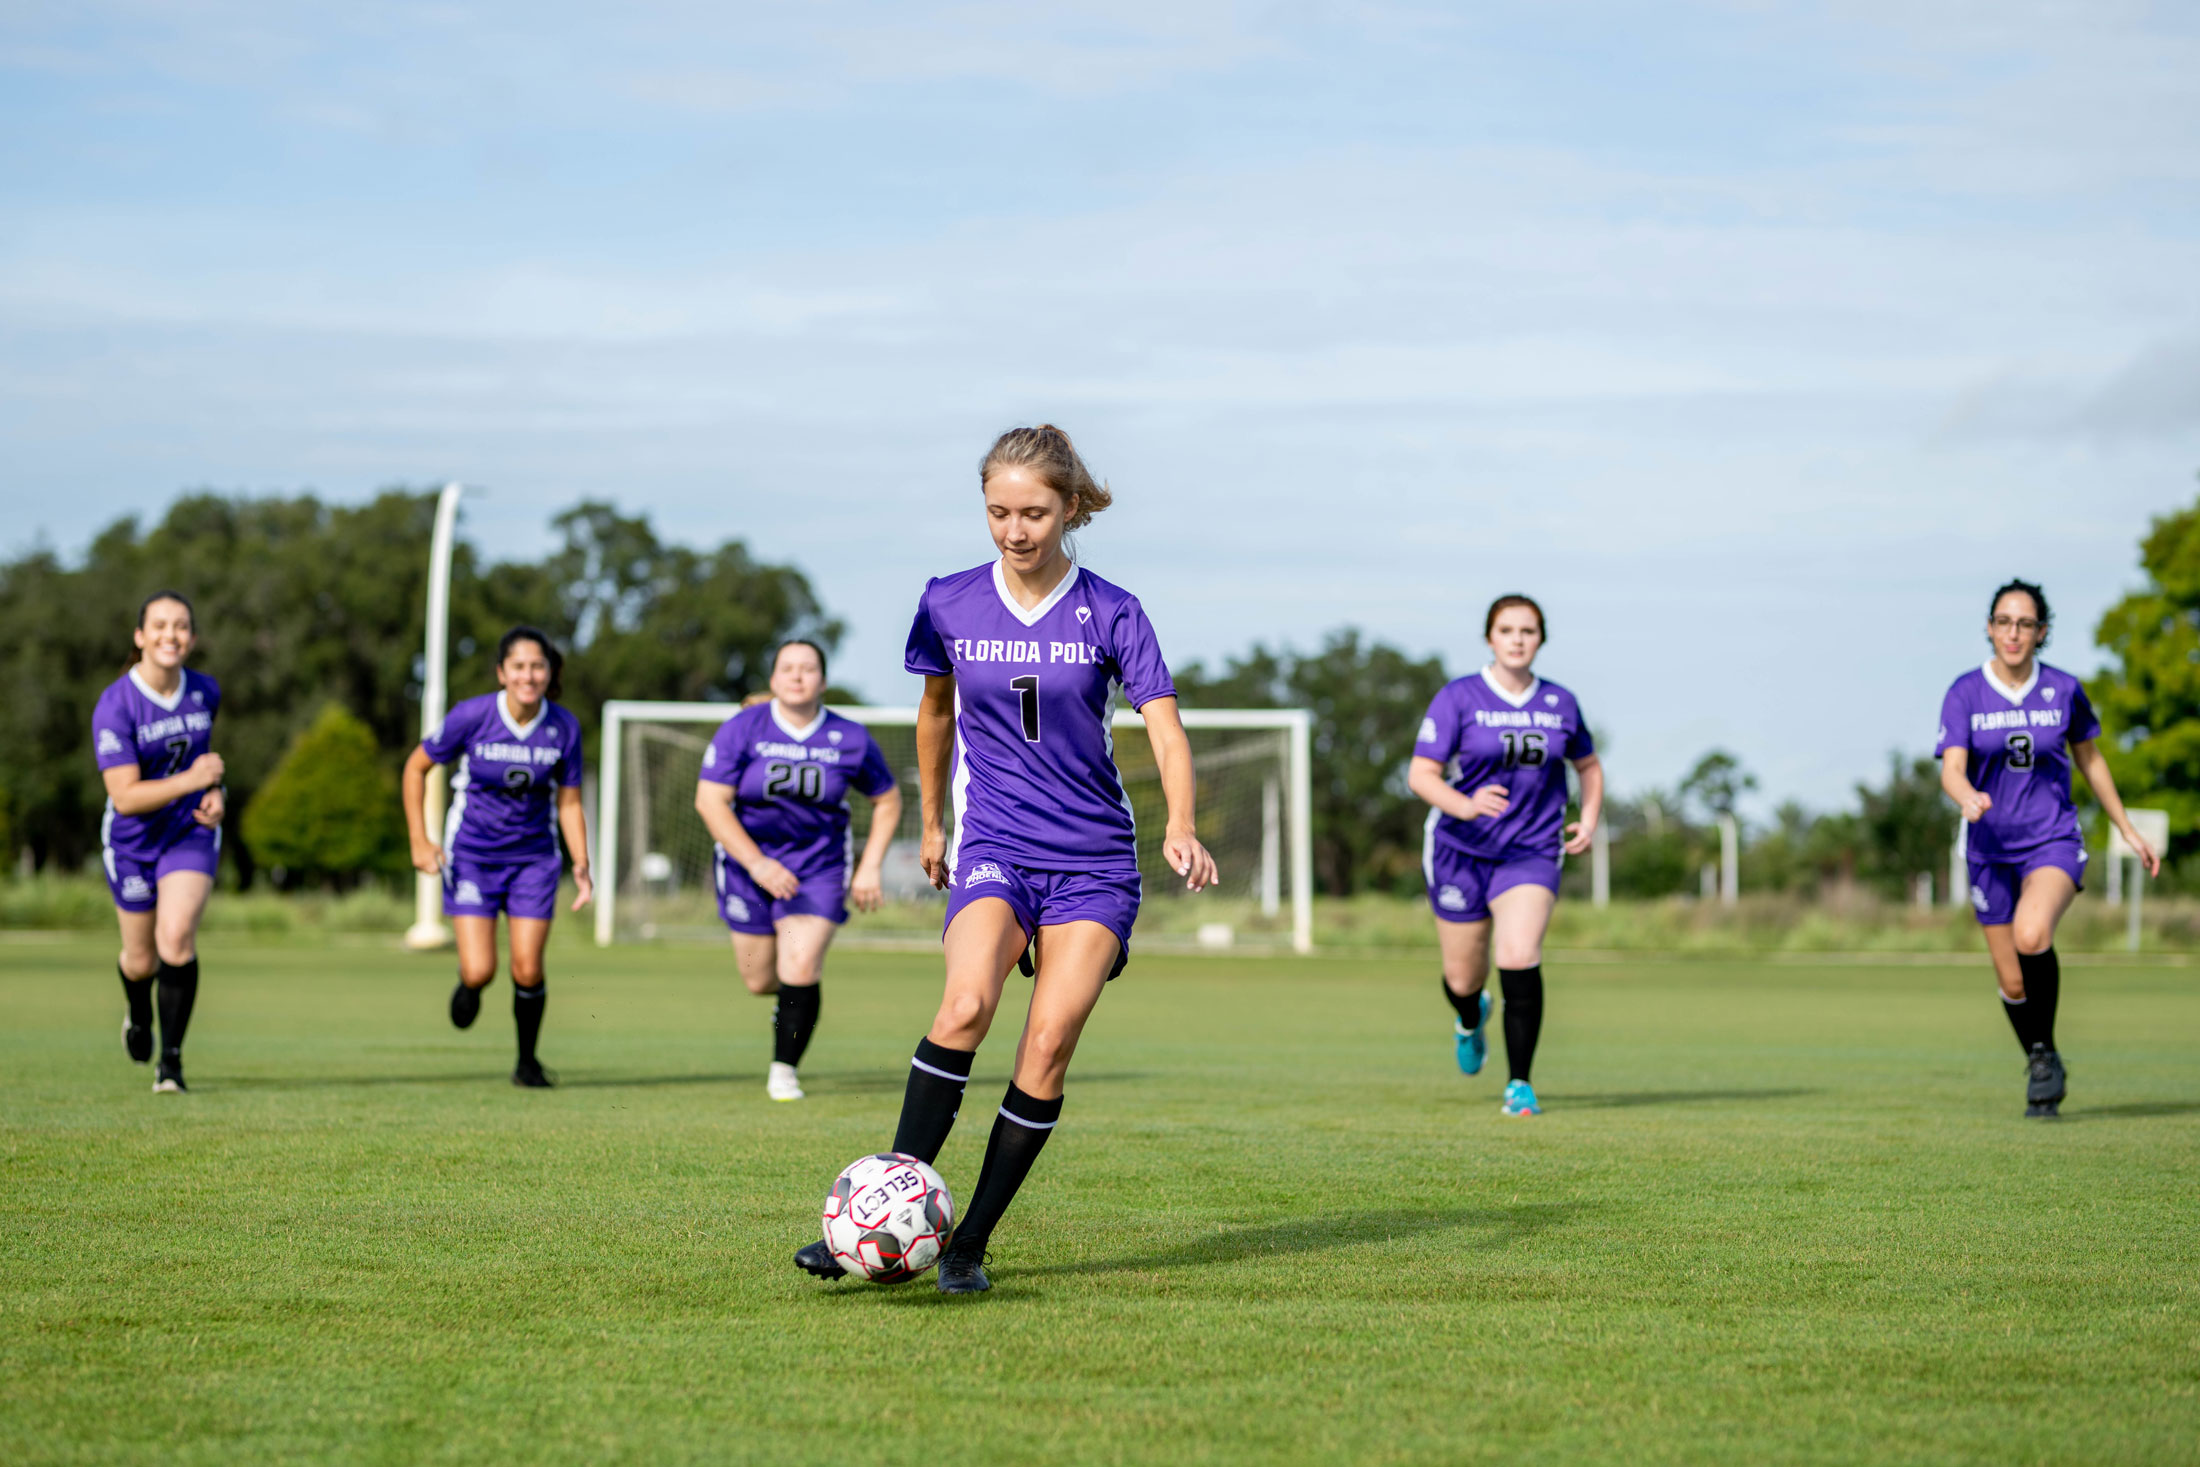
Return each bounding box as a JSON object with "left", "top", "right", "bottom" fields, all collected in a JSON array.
[{"left": 4, "top": 936, "right": 2197, "bottom": 1465}]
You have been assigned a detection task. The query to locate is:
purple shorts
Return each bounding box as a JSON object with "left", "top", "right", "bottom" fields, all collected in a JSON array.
[
  {"left": 103, "top": 824, "right": 220, "bottom": 913},
  {"left": 443, "top": 853, "right": 562, "bottom": 921},
  {"left": 944, "top": 854, "right": 1140, "bottom": 980},
  {"left": 713, "top": 848, "right": 847, "bottom": 935},
  {"left": 1967, "top": 839, "right": 2086, "bottom": 927},
  {"left": 1423, "top": 841, "right": 1561, "bottom": 924}
]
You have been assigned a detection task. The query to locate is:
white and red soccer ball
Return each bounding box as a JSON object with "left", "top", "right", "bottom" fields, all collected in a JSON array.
[{"left": 821, "top": 1153, "right": 955, "bottom": 1284}]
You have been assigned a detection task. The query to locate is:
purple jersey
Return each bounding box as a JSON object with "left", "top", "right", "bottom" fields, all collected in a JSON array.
[
  {"left": 1415, "top": 668, "right": 1594, "bottom": 861},
  {"left": 92, "top": 667, "right": 222, "bottom": 860},
  {"left": 905, "top": 560, "right": 1175, "bottom": 873},
  {"left": 422, "top": 692, "right": 585, "bottom": 861},
  {"left": 701, "top": 702, "right": 896, "bottom": 880},
  {"left": 1935, "top": 662, "right": 2098, "bottom": 860}
]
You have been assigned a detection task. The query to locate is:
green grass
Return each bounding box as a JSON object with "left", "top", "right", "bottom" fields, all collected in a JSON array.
[{"left": 3, "top": 936, "right": 2197, "bottom": 1465}]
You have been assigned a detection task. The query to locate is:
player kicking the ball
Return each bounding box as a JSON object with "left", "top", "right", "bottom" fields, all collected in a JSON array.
[
  {"left": 402, "top": 627, "right": 592, "bottom": 1088},
  {"left": 1937, "top": 579, "right": 2156, "bottom": 1117},
  {"left": 694, "top": 639, "right": 901, "bottom": 1102},
  {"left": 795, "top": 424, "right": 1217, "bottom": 1293},
  {"left": 1407, "top": 594, "right": 1601, "bottom": 1118}
]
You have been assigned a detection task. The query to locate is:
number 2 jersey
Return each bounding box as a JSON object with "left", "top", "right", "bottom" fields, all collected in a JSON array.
[
  {"left": 700, "top": 702, "right": 897, "bottom": 880},
  {"left": 92, "top": 667, "right": 222, "bottom": 859},
  {"left": 1415, "top": 668, "right": 1594, "bottom": 862},
  {"left": 1934, "top": 662, "right": 2098, "bottom": 861},
  {"left": 904, "top": 560, "right": 1175, "bottom": 873},
  {"left": 421, "top": 692, "right": 585, "bottom": 862}
]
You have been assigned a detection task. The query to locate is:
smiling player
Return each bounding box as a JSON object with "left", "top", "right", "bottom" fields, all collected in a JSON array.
[
  {"left": 1938, "top": 579, "right": 2157, "bottom": 1117},
  {"left": 1407, "top": 594, "right": 1602, "bottom": 1118},
  {"left": 402, "top": 626, "right": 592, "bottom": 1088}
]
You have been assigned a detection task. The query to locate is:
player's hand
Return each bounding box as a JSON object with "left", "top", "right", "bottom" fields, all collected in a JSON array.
[
  {"left": 1164, "top": 828, "right": 1218, "bottom": 893},
  {"left": 193, "top": 787, "right": 225, "bottom": 827},
  {"left": 187, "top": 752, "right": 225, "bottom": 790},
  {"left": 410, "top": 838, "right": 444, "bottom": 876},
  {"left": 2122, "top": 826, "right": 2161, "bottom": 879},
  {"left": 747, "top": 856, "right": 800, "bottom": 901},
  {"left": 1563, "top": 818, "right": 1595, "bottom": 856},
  {"left": 1959, "top": 789, "right": 1991, "bottom": 823},
  {"left": 849, "top": 864, "right": 885, "bottom": 912},
  {"left": 569, "top": 865, "right": 594, "bottom": 911},
  {"left": 1465, "top": 784, "right": 1510, "bottom": 820},
  {"left": 919, "top": 827, "right": 950, "bottom": 891}
]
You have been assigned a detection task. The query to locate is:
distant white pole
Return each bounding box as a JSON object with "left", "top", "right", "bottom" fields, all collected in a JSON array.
[
  {"left": 2128, "top": 855, "right": 2143, "bottom": 953},
  {"left": 404, "top": 482, "right": 462, "bottom": 952},
  {"left": 1591, "top": 819, "right": 1610, "bottom": 908},
  {"left": 1259, "top": 776, "right": 1281, "bottom": 918},
  {"left": 1717, "top": 812, "right": 1738, "bottom": 907},
  {"left": 1950, "top": 818, "right": 1968, "bottom": 911},
  {"left": 2105, "top": 834, "right": 2123, "bottom": 906},
  {"left": 1288, "top": 710, "right": 1314, "bottom": 955}
]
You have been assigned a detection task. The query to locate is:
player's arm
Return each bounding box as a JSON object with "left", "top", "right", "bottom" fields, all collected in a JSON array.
[
  {"left": 1939, "top": 747, "right": 1990, "bottom": 823},
  {"left": 401, "top": 744, "right": 445, "bottom": 873},
  {"left": 915, "top": 674, "right": 956, "bottom": 889},
  {"left": 694, "top": 778, "right": 800, "bottom": 900},
  {"left": 2071, "top": 739, "right": 2159, "bottom": 877},
  {"left": 1138, "top": 695, "right": 1217, "bottom": 892},
  {"left": 102, "top": 753, "right": 224, "bottom": 817},
  {"left": 849, "top": 785, "right": 902, "bottom": 912},
  {"left": 556, "top": 784, "right": 593, "bottom": 910},
  {"left": 1564, "top": 752, "right": 1604, "bottom": 856},
  {"left": 1406, "top": 757, "right": 1507, "bottom": 821}
]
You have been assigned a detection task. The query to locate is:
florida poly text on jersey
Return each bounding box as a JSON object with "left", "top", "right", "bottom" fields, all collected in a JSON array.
[
  {"left": 700, "top": 702, "right": 896, "bottom": 881},
  {"left": 905, "top": 561, "right": 1174, "bottom": 873},
  {"left": 92, "top": 667, "right": 223, "bottom": 858},
  {"left": 422, "top": 693, "right": 585, "bottom": 861},
  {"left": 1934, "top": 662, "right": 2098, "bottom": 860},
  {"left": 1414, "top": 668, "right": 1595, "bottom": 861}
]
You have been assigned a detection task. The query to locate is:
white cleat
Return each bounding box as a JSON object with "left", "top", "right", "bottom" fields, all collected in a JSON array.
[{"left": 767, "top": 1062, "right": 805, "bottom": 1102}]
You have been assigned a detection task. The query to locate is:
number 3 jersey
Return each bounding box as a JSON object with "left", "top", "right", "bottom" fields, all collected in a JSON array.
[
  {"left": 421, "top": 692, "right": 585, "bottom": 862},
  {"left": 92, "top": 667, "right": 223, "bottom": 858},
  {"left": 904, "top": 560, "right": 1176, "bottom": 873},
  {"left": 700, "top": 703, "right": 897, "bottom": 878},
  {"left": 1934, "top": 662, "right": 2098, "bottom": 861},
  {"left": 1415, "top": 668, "right": 1594, "bottom": 862}
]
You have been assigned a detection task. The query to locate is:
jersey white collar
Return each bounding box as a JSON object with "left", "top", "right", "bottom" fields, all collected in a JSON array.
[
  {"left": 991, "top": 558, "right": 1082, "bottom": 629},
  {"left": 1981, "top": 660, "right": 2039, "bottom": 707},
  {"left": 128, "top": 666, "right": 187, "bottom": 712},
  {"left": 770, "top": 701, "right": 826, "bottom": 742},
  {"left": 498, "top": 692, "right": 546, "bottom": 740},
  {"left": 1479, "top": 665, "right": 1541, "bottom": 709}
]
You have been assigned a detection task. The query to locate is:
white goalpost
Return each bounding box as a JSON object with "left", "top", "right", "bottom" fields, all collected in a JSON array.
[{"left": 594, "top": 702, "right": 1314, "bottom": 954}]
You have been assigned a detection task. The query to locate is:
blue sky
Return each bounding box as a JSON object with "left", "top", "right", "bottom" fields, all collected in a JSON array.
[{"left": 5, "top": 1, "right": 2198, "bottom": 813}]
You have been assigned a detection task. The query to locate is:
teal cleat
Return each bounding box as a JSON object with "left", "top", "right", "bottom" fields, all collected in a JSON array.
[
  {"left": 1454, "top": 991, "right": 1493, "bottom": 1075},
  {"left": 1501, "top": 1079, "right": 1541, "bottom": 1117}
]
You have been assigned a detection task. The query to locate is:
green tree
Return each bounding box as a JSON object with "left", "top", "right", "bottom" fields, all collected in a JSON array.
[
  {"left": 241, "top": 704, "right": 408, "bottom": 886},
  {"left": 2089, "top": 489, "right": 2200, "bottom": 860},
  {"left": 1679, "top": 750, "right": 1756, "bottom": 821},
  {"left": 1853, "top": 753, "right": 1952, "bottom": 898}
]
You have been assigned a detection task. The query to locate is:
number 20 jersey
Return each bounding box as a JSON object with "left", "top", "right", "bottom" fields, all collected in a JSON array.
[
  {"left": 1415, "top": 668, "right": 1595, "bottom": 861},
  {"left": 700, "top": 703, "right": 897, "bottom": 879},
  {"left": 904, "top": 560, "right": 1176, "bottom": 873},
  {"left": 92, "top": 667, "right": 222, "bottom": 859},
  {"left": 1934, "top": 662, "right": 2098, "bottom": 861}
]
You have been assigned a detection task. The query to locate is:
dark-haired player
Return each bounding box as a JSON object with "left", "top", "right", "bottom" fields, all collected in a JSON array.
[
  {"left": 794, "top": 424, "right": 1217, "bottom": 1294},
  {"left": 695, "top": 639, "right": 901, "bottom": 1101},
  {"left": 402, "top": 626, "right": 591, "bottom": 1088},
  {"left": 93, "top": 592, "right": 225, "bottom": 1093},
  {"left": 1937, "top": 579, "right": 2156, "bottom": 1117},
  {"left": 1408, "top": 594, "right": 1601, "bottom": 1118}
]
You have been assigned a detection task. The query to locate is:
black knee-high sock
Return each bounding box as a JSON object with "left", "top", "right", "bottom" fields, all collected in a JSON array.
[
  {"left": 1440, "top": 975, "right": 1485, "bottom": 1028},
  {"left": 119, "top": 963, "right": 154, "bottom": 1029},
  {"left": 2017, "top": 949, "right": 2060, "bottom": 1051},
  {"left": 892, "top": 1037, "right": 974, "bottom": 1164},
  {"left": 951, "top": 1082, "right": 1063, "bottom": 1255},
  {"left": 513, "top": 982, "right": 546, "bottom": 1064},
  {"left": 2001, "top": 995, "right": 2036, "bottom": 1053},
  {"left": 774, "top": 984, "right": 821, "bottom": 1067},
  {"left": 156, "top": 958, "right": 198, "bottom": 1063},
  {"left": 1499, "top": 965, "right": 1544, "bottom": 1083}
]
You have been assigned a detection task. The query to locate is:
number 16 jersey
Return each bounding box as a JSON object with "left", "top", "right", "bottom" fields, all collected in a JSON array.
[
  {"left": 904, "top": 560, "right": 1176, "bottom": 874},
  {"left": 1415, "top": 668, "right": 1594, "bottom": 861}
]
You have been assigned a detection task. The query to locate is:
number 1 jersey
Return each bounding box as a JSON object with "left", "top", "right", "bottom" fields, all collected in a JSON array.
[
  {"left": 1415, "top": 668, "right": 1594, "bottom": 861},
  {"left": 904, "top": 560, "right": 1175, "bottom": 873},
  {"left": 1934, "top": 662, "right": 2097, "bottom": 860},
  {"left": 701, "top": 702, "right": 896, "bottom": 879}
]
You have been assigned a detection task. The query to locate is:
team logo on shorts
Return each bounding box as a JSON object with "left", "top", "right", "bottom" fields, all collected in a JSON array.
[
  {"left": 1970, "top": 885, "right": 1988, "bottom": 913},
  {"left": 1437, "top": 885, "right": 1467, "bottom": 911},
  {"left": 725, "top": 894, "right": 752, "bottom": 922},
  {"left": 965, "top": 861, "right": 1009, "bottom": 887},
  {"left": 454, "top": 879, "right": 484, "bottom": 907},
  {"left": 120, "top": 874, "right": 152, "bottom": 902},
  {"left": 97, "top": 729, "right": 125, "bottom": 756}
]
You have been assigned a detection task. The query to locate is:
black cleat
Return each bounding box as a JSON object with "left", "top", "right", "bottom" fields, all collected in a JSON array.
[
  {"left": 122, "top": 1016, "right": 153, "bottom": 1065},
  {"left": 450, "top": 982, "right": 482, "bottom": 1029},
  {"left": 935, "top": 1242, "right": 992, "bottom": 1294},
  {"left": 794, "top": 1240, "right": 847, "bottom": 1279},
  {"left": 511, "top": 1058, "right": 555, "bottom": 1088},
  {"left": 152, "top": 1058, "right": 187, "bottom": 1094},
  {"left": 2026, "top": 1045, "right": 2066, "bottom": 1117}
]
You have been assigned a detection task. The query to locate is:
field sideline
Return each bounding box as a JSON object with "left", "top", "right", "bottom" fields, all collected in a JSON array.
[{"left": 3, "top": 937, "right": 2196, "bottom": 1465}]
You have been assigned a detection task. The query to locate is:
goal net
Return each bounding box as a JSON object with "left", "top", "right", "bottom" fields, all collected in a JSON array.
[{"left": 593, "top": 702, "right": 1311, "bottom": 953}]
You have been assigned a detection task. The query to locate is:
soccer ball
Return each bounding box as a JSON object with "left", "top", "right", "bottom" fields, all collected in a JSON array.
[{"left": 821, "top": 1153, "right": 955, "bottom": 1284}]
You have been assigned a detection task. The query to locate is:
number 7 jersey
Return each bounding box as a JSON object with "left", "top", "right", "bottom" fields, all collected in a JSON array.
[
  {"left": 904, "top": 560, "right": 1176, "bottom": 873},
  {"left": 1415, "top": 668, "right": 1594, "bottom": 861}
]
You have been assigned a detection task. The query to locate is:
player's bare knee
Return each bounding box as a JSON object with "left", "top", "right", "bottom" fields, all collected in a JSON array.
[
  {"left": 509, "top": 955, "right": 546, "bottom": 987},
  {"left": 1021, "top": 1025, "right": 1076, "bottom": 1077},
  {"left": 1493, "top": 942, "right": 1543, "bottom": 971},
  {"left": 2012, "top": 922, "right": 2053, "bottom": 956},
  {"left": 933, "top": 990, "right": 991, "bottom": 1044},
  {"left": 741, "top": 968, "right": 780, "bottom": 996},
  {"left": 118, "top": 942, "right": 158, "bottom": 979}
]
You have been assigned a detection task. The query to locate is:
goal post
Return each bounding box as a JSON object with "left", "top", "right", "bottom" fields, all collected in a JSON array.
[{"left": 594, "top": 701, "right": 1313, "bottom": 954}]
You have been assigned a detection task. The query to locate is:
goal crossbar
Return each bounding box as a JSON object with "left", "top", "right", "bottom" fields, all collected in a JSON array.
[{"left": 594, "top": 701, "right": 1314, "bottom": 953}]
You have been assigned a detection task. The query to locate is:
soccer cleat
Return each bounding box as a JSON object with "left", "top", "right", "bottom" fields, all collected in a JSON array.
[
  {"left": 1501, "top": 1078, "right": 1541, "bottom": 1117},
  {"left": 1455, "top": 990, "right": 1493, "bottom": 1075},
  {"left": 766, "top": 1061, "right": 804, "bottom": 1102},
  {"left": 2025, "top": 1045, "right": 2066, "bottom": 1118},
  {"left": 449, "top": 982, "right": 481, "bottom": 1030},
  {"left": 935, "top": 1242, "right": 992, "bottom": 1294},
  {"left": 122, "top": 1016, "right": 153, "bottom": 1065},
  {"left": 152, "top": 1059, "right": 187, "bottom": 1094},
  {"left": 511, "top": 1058, "right": 555, "bottom": 1089},
  {"left": 794, "top": 1240, "right": 847, "bottom": 1279}
]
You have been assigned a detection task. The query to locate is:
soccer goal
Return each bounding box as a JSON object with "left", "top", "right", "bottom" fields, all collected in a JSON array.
[{"left": 593, "top": 702, "right": 1313, "bottom": 954}]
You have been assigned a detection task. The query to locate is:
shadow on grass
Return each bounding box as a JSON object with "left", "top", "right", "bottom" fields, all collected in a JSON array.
[
  {"left": 213, "top": 1068, "right": 1150, "bottom": 1093},
  {"left": 2059, "top": 1099, "right": 2200, "bottom": 1121},
  {"left": 1537, "top": 1087, "right": 1817, "bottom": 1109}
]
